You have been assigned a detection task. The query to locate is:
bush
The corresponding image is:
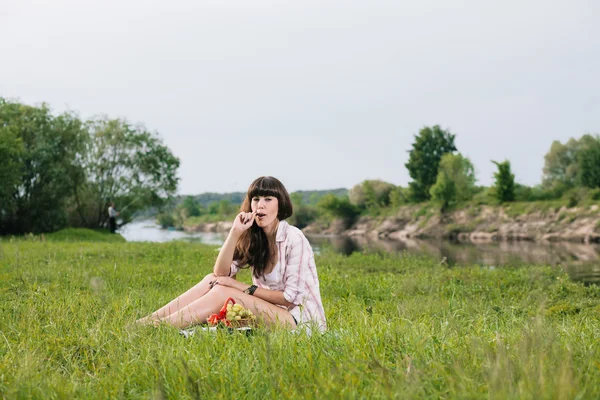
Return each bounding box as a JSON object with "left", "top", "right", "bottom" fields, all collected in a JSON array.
[
  {"left": 389, "top": 186, "right": 409, "bottom": 208},
  {"left": 470, "top": 187, "right": 495, "bottom": 205},
  {"left": 288, "top": 204, "right": 318, "bottom": 229},
  {"left": 514, "top": 184, "right": 560, "bottom": 202},
  {"left": 560, "top": 187, "right": 600, "bottom": 207},
  {"left": 286, "top": 192, "right": 318, "bottom": 229},
  {"left": 157, "top": 213, "right": 175, "bottom": 228},
  {"left": 348, "top": 180, "right": 396, "bottom": 209},
  {"left": 590, "top": 188, "right": 600, "bottom": 201},
  {"left": 318, "top": 195, "right": 360, "bottom": 226}
]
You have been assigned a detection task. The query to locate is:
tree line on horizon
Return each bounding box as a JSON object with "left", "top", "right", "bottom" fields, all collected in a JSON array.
[
  {"left": 2, "top": 97, "right": 599, "bottom": 234},
  {"left": 163, "top": 125, "right": 600, "bottom": 230},
  {"left": 0, "top": 98, "right": 179, "bottom": 235}
]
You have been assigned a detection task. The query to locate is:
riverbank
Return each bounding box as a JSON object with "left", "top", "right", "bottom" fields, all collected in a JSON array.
[
  {"left": 182, "top": 202, "right": 600, "bottom": 244},
  {"left": 306, "top": 202, "right": 600, "bottom": 244}
]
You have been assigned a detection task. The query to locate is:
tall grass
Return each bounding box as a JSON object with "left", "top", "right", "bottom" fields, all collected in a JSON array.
[{"left": 1, "top": 235, "right": 599, "bottom": 399}]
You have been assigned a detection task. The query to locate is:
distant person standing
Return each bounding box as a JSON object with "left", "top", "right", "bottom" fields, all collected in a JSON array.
[{"left": 108, "top": 202, "right": 120, "bottom": 233}]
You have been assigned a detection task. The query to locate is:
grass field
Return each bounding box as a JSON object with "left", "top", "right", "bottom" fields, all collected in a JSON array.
[{"left": 1, "top": 231, "right": 599, "bottom": 399}]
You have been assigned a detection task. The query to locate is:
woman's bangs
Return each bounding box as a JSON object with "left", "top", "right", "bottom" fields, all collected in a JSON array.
[{"left": 248, "top": 179, "right": 280, "bottom": 199}]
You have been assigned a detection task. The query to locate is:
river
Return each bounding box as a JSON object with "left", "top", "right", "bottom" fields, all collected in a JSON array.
[{"left": 119, "top": 220, "right": 600, "bottom": 285}]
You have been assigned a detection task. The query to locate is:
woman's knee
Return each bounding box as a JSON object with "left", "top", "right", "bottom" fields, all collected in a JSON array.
[
  {"left": 200, "top": 273, "right": 217, "bottom": 283},
  {"left": 209, "top": 284, "right": 239, "bottom": 299}
]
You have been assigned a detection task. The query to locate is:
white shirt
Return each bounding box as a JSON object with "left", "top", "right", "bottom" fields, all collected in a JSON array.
[{"left": 230, "top": 220, "right": 326, "bottom": 333}]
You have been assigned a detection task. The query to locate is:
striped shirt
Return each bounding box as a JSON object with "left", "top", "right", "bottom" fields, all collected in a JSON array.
[{"left": 230, "top": 220, "right": 326, "bottom": 333}]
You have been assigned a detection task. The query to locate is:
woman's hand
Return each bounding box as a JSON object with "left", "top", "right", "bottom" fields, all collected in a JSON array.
[
  {"left": 210, "top": 276, "right": 246, "bottom": 292},
  {"left": 231, "top": 211, "right": 256, "bottom": 235}
]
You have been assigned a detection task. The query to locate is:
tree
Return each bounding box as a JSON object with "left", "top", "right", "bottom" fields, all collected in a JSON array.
[
  {"left": 348, "top": 180, "right": 395, "bottom": 209},
  {"left": 542, "top": 135, "right": 597, "bottom": 193},
  {"left": 182, "top": 196, "right": 201, "bottom": 217},
  {"left": 492, "top": 160, "right": 515, "bottom": 202},
  {"left": 405, "top": 125, "right": 457, "bottom": 201},
  {"left": 0, "top": 120, "right": 23, "bottom": 222},
  {"left": 70, "top": 117, "right": 180, "bottom": 228},
  {"left": 0, "top": 99, "right": 87, "bottom": 234},
  {"left": 577, "top": 135, "right": 600, "bottom": 188},
  {"left": 430, "top": 153, "right": 476, "bottom": 210}
]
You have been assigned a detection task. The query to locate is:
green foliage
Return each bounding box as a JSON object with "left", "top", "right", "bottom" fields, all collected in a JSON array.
[
  {"left": 556, "top": 187, "right": 600, "bottom": 209},
  {"left": 348, "top": 180, "right": 396, "bottom": 209},
  {"left": 0, "top": 118, "right": 23, "bottom": 218},
  {"left": 492, "top": 160, "right": 515, "bottom": 202},
  {"left": 218, "top": 199, "right": 235, "bottom": 216},
  {"left": 287, "top": 193, "right": 319, "bottom": 229},
  {"left": 157, "top": 213, "right": 176, "bottom": 228},
  {"left": 469, "top": 187, "right": 495, "bottom": 205},
  {"left": 430, "top": 153, "right": 476, "bottom": 210},
  {"left": 445, "top": 223, "right": 475, "bottom": 235},
  {"left": 1, "top": 241, "right": 599, "bottom": 398},
  {"left": 0, "top": 98, "right": 180, "bottom": 234},
  {"left": 208, "top": 202, "right": 220, "bottom": 215},
  {"left": 317, "top": 194, "right": 360, "bottom": 225},
  {"left": 542, "top": 134, "right": 598, "bottom": 193},
  {"left": 71, "top": 117, "right": 180, "bottom": 229},
  {"left": 414, "top": 206, "right": 429, "bottom": 218},
  {"left": 182, "top": 196, "right": 202, "bottom": 217},
  {"left": 389, "top": 186, "right": 409, "bottom": 208},
  {"left": 405, "top": 125, "right": 457, "bottom": 202},
  {"left": 176, "top": 189, "right": 348, "bottom": 211},
  {"left": 0, "top": 98, "right": 88, "bottom": 234},
  {"left": 291, "top": 189, "right": 348, "bottom": 206},
  {"left": 577, "top": 135, "right": 600, "bottom": 188},
  {"left": 184, "top": 192, "right": 245, "bottom": 208},
  {"left": 513, "top": 184, "right": 560, "bottom": 202}
]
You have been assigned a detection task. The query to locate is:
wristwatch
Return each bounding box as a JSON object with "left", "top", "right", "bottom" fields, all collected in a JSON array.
[{"left": 244, "top": 284, "right": 258, "bottom": 295}]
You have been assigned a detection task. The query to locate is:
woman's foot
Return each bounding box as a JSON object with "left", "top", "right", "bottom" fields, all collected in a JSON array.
[{"left": 135, "top": 316, "right": 161, "bottom": 326}]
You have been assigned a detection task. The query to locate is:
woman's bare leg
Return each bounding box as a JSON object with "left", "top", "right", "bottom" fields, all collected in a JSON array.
[
  {"left": 136, "top": 273, "right": 217, "bottom": 324},
  {"left": 163, "top": 285, "right": 296, "bottom": 329}
]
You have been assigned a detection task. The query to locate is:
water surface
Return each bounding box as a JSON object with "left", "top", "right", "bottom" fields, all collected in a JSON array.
[{"left": 119, "top": 220, "right": 600, "bottom": 285}]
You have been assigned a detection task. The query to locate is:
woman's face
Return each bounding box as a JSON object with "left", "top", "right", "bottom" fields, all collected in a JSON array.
[{"left": 251, "top": 195, "right": 279, "bottom": 230}]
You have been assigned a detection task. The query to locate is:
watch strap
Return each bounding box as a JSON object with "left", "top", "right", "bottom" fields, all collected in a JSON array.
[{"left": 245, "top": 284, "right": 258, "bottom": 295}]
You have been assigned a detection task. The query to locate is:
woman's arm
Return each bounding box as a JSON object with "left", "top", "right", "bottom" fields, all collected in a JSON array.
[
  {"left": 211, "top": 276, "right": 295, "bottom": 308},
  {"left": 213, "top": 211, "right": 256, "bottom": 276},
  {"left": 252, "top": 288, "right": 294, "bottom": 308},
  {"left": 213, "top": 230, "right": 241, "bottom": 276}
]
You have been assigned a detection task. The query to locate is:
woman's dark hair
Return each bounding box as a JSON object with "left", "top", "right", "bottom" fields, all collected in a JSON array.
[{"left": 233, "top": 176, "right": 293, "bottom": 279}]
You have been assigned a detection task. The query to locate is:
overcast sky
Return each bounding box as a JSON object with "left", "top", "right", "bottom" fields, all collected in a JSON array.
[{"left": 1, "top": 0, "right": 599, "bottom": 194}]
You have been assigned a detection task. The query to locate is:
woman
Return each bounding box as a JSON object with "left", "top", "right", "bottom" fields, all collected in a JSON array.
[{"left": 137, "top": 176, "right": 326, "bottom": 333}]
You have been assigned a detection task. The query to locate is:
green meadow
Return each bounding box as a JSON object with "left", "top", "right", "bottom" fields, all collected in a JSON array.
[{"left": 1, "top": 231, "right": 599, "bottom": 399}]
